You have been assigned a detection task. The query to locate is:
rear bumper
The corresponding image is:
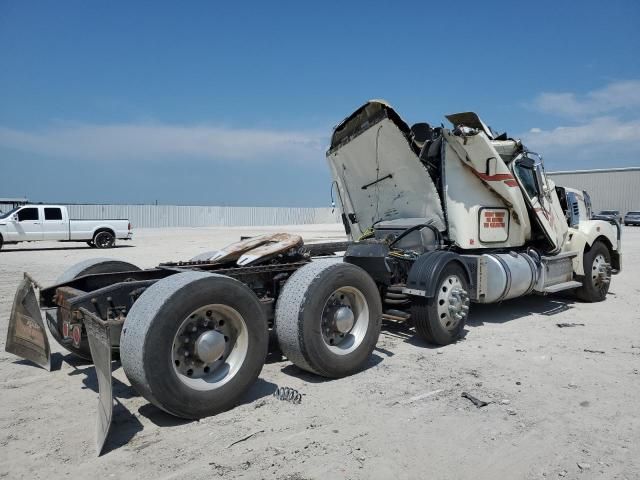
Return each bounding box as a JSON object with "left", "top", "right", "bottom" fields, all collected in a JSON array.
[{"left": 623, "top": 219, "right": 640, "bottom": 225}]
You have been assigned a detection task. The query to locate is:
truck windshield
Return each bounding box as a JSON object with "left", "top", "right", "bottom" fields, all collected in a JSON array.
[{"left": 0, "top": 207, "right": 20, "bottom": 219}]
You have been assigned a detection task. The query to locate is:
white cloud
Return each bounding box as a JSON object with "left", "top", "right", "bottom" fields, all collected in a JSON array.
[
  {"left": 523, "top": 116, "right": 640, "bottom": 148},
  {"left": 0, "top": 122, "right": 328, "bottom": 163},
  {"left": 522, "top": 80, "right": 640, "bottom": 167},
  {"left": 521, "top": 116, "right": 640, "bottom": 168},
  {"left": 532, "top": 80, "right": 640, "bottom": 118}
]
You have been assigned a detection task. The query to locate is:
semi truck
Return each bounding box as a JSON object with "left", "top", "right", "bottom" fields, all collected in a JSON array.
[
  {"left": 5, "top": 101, "right": 621, "bottom": 454},
  {"left": 0, "top": 204, "right": 132, "bottom": 250}
]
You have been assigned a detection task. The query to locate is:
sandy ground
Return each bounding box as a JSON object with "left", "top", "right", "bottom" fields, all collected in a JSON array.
[{"left": 0, "top": 224, "right": 639, "bottom": 480}]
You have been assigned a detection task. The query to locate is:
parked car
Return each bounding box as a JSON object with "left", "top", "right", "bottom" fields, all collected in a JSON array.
[
  {"left": 595, "top": 210, "right": 622, "bottom": 223},
  {"left": 0, "top": 205, "right": 132, "bottom": 250},
  {"left": 624, "top": 211, "right": 640, "bottom": 226}
]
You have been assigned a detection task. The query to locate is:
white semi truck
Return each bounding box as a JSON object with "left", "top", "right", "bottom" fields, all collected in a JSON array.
[
  {"left": 5, "top": 101, "right": 620, "bottom": 453},
  {"left": 0, "top": 204, "right": 132, "bottom": 250}
]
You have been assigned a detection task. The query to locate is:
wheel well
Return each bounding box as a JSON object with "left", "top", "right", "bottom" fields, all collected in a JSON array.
[
  {"left": 93, "top": 227, "right": 115, "bottom": 239},
  {"left": 406, "top": 251, "right": 472, "bottom": 298},
  {"left": 587, "top": 235, "right": 620, "bottom": 271}
]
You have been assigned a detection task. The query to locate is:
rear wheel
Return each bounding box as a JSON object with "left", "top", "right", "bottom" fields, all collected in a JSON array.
[
  {"left": 576, "top": 241, "right": 611, "bottom": 302},
  {"left": 411, "top": 263, "right": 470, "bottom": 345},
  {"left": 120, "top": 272, "right": 268, "bottom": 419},
  {"left": 93, "top": 230, "right": 115, "bottom": 249},
  {"left": 275, "top": 259, "right": 382, "bottom": 377},
  {"left": 49, "top": 258, "right": 141, "bottom": 359}
]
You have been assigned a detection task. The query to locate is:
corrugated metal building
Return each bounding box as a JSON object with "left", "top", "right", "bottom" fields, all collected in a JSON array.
[
  {"left": 548, "top": 167, "right": 640, "bottom": 214},
  {"left": 64, "top": 204, "right": 339, "bottom": 228}
]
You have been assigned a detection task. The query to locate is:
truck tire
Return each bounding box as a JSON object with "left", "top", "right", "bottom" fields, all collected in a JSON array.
[
  {"left": 50, "top": 258, "right": 141, "bottom": 360},
  {"left": 576, "top": 241, "right": 611, "bottom": 302},
  {"left": 93, "top": 230, "right": 115, "bottom": 249},
  {"left": 411, "top": 262, "right": 470, "bottom": 346},
  {"left": 86, "top": 241, "right": 96, "bottom": 248},
  {"left": 275, "top": 259, "right": 382, "bottom": 378},
  {"left": 120, "top": 271, "right": 268, "bottom": 419},
  {"left": 0, "top": 235, "right": 3, "bottom": 251}
]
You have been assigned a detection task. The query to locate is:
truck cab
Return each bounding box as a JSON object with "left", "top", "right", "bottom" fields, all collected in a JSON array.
[{"left": 327, "top": 100, "right": 620, "bottom": 304}]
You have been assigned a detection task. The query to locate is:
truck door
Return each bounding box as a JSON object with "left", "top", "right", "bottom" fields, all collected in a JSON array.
[
  {"left": 513, "top": 154, "right": 567, "bottom": 253},
  {"left": 42, "top": 207, "right": 67, "bottom": 240},
  {"left": 10, "top": 207, "right": 44, "bottom": 241}
]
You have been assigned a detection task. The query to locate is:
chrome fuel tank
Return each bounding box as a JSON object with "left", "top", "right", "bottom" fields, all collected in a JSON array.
[{"left": 476, "top": 252, "right": 538, "bottom": 303}]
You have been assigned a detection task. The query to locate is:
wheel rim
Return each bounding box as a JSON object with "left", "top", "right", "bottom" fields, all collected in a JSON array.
[
  {"left": 171, "top": 304, "right": 249, "bottom": 391},
  {"left": 95, "top": 232, "right": 114, "bottom": 248},
  {"left": 436, "top": 275, "right": 469, "bottom": 331},
  {"left": 321, "top": 286, "right": 369, "bottom": 355},
  {"left": 591, "top": 253, "right": 611, "bottom": 289}
]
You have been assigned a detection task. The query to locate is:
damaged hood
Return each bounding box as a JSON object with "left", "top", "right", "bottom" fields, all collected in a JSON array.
[{"left": 326, "top": 101, "right": 445, "bottom": 239}]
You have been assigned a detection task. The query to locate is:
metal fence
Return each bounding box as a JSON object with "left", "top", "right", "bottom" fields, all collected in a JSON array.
[{"left": 64, "top": 204, "right": 340, "bottom": 228}]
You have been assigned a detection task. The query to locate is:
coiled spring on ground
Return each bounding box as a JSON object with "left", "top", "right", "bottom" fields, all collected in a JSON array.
[{"left": 273, "top": 386, "right": 302, "bottom": 404}]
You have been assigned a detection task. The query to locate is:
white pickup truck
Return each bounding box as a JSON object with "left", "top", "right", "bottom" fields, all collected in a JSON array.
[{"left": 0, "top": 205, "right": 132, "bottom": 250}]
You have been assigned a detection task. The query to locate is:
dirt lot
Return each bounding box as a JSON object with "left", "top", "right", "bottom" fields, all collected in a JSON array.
[{"left": 1, "top": 225, "right": 639, "bottom": 480}]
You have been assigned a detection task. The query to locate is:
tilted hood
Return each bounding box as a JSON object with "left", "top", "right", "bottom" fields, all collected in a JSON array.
[{"left": 326, "top": 101, "right": 445, "bottom": 240}]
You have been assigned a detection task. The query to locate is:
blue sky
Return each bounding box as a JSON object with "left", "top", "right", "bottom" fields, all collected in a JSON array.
[{"left": 1, "top": 1, "right": 639, "bottom": 206}]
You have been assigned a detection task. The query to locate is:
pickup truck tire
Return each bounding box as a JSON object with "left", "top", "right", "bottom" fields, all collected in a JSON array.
[
  {"left": 576, "top": 241, "right": 611, "bottom": 302},
  {"left": 275, "top": 259, "right": 382, "bottom": 378},
  {"left": 87, "top": 241, "right": 96, "bottom": 248},
  {"left": 411, "top": 262, "right": 470, "bottom": 346},
  {"left": 0, "top": 234, "right": 3, "bottom": 251},
  {"left": 120, "top": 272, "right": 268, "bottom": 419},
  {"left": 93, "top": 230, "right": 115, "bottom": 249},
  {"left": 50, "top": 258, "right": 141, "bottom": 360}
]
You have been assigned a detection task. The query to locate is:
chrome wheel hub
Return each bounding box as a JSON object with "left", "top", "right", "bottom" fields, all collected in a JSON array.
[
  {"left": 194, "top": 330, "right": 226, "bottom": 364},
  {"left": 436, "top": 275, "right": 470, "bottom": 331},
  {"left": 321, "top": 286, "right": 369, "bottom": 355},
  {"left": 334, "top": 306, "right": 355, "bottom": 333},
  {"left": 592, "top": 253, "right": 611, "bottom": 287},
  {"left": 172, "top": 304, "right": 248, "bottom": 391}
]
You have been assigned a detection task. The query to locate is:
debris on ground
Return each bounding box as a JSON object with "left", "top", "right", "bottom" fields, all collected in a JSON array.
[
  {"left": 273, "top": 386, "right": 302, "bottom": 404},
  {"left": 506, "top": 408, "right": 517, "bottom": 415},
  {"left": 461, "top": 391, "right": 489, "bottom": 408},
  {"left": 577, "top": 462, "right": 591, "bottom": 471},
  {"left": 556, "top": 323, "right": 585, "bottom": 328},
  {"left": 388, "top": 389, "right": 444, "bottom": 406},
  {"left": 584, "top": 349, "right": 606, "bottom": 354},
  {"left": 226, "top": 430, "right": 265, "bottom": 448}
]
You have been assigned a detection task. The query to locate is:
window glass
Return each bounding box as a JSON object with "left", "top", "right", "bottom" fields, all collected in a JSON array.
[
  {"left": 17, "top": 208, "right": 39, "bottom": 221},
  {"left": 44, "top": 208, "right": 63, "bottom": 220},
  {"left": 515, "top": 164, "right": 538, "bottom": 198}
]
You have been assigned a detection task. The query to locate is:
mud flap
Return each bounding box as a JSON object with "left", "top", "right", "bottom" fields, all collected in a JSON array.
[
  {"left": 80, "top": 308, "right": 114, "bottom": 456},
  {"left": 5, "top": 276, "right": 51, "bottom": 370}
]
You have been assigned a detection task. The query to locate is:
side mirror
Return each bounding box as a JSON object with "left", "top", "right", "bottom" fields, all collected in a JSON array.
[
  {"left": 533, "top": 162, "right": 550, "bottom": 197},
  {"left": 12, "top": 214, "right": 18, "bottom": 222}
]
